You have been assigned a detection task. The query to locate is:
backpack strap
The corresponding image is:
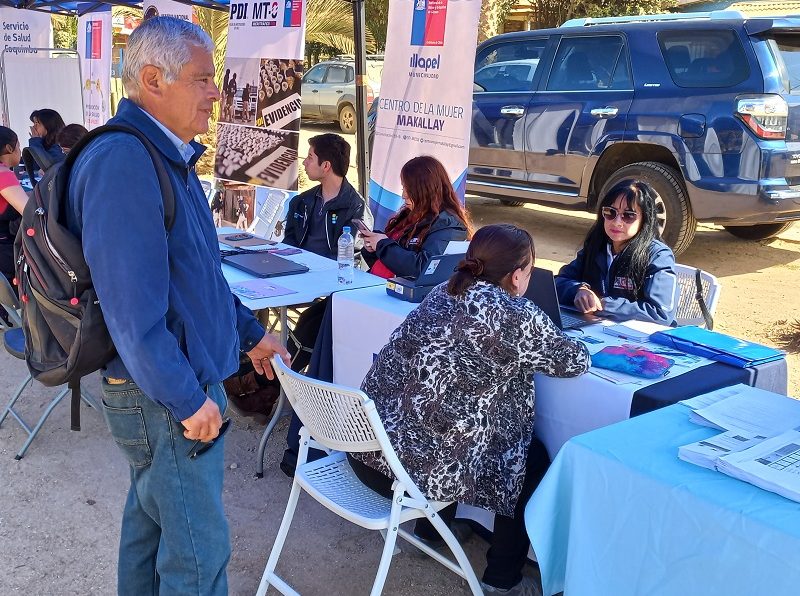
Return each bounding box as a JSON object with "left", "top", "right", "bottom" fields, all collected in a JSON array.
[
  {"left": 694, "top": 268, "right": 714, "bottom": 330},
  {"left": 64, "top": 123, "right": 176, "bottom": 230}
]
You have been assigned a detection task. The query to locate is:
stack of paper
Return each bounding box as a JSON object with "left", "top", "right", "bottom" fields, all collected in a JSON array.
[
  {"left": 678, "top": 384, "right": 800, "bottom": 502},
  {"left": 716, "top": 429, "right": 800, "bottom": 503},
  {"left": 602, "top": 320, "right": 665, "bottom": 342}
]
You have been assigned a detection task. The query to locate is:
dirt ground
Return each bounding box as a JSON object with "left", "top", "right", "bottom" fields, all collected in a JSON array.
[{"left": 1, "top": 125, "right": 798, "bottom": 595}]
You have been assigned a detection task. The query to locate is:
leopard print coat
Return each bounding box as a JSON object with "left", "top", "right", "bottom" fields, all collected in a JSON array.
[{"left": 354, "top": 281, "right": 590, "bottom": 516}]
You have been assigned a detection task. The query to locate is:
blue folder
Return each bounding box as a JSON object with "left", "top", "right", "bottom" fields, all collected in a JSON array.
[{"left": 650, "top": 326, "right": 784, "bottom": 368}]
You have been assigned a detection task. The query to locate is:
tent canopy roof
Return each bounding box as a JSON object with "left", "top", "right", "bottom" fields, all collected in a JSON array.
[{"left": 0, "top": 0, "right": 228, "bottom": 16}]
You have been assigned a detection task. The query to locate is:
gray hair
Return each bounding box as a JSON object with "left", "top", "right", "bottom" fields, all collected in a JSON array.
[{"left": 122, "top": 16, "right": 213, "bottom": 99}]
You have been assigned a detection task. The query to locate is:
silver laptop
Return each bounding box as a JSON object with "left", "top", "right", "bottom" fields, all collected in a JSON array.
[{"left": 524, "top": 267, "right": 602, "bottom": 330}]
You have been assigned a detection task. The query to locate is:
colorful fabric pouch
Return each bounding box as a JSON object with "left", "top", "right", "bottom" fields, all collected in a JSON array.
[{"left": 591, "top": 345, "right": 674, "bottom": 379}]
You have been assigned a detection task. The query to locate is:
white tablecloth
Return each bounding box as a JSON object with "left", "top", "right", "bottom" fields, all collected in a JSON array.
[{"left": 331, "top": 285, "right": 788, "bottom": 459}]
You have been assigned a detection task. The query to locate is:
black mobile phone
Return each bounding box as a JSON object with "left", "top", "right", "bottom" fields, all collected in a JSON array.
[
  {"left": 352, "top": 218, "right": 371, "bottom": 233},
  {"left": 225, "top": 233, "right": 253, "bottom": 241}
]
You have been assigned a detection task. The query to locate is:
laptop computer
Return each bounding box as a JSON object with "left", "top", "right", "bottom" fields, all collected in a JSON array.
[
  {"left": 222, "top": 251, "right": 309, "bottom": 278},
  {"left": 386, "top": 253, "right": 465, "bottom": 303},
  {"left": 524, "top": 267, "right": 602, "bottom": 330}
]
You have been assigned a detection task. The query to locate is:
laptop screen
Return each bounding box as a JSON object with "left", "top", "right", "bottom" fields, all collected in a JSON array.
[{"left": 523, "top": 267, "right": 564, "bottom": 330}]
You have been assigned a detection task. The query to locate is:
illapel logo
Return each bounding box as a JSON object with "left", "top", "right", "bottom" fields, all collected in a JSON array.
[
  {"left": 409, "top": 53, "right": 440, "bottom": 71},
  {"left": 410, "top": 0, "right": 448, "bottom": 47}
]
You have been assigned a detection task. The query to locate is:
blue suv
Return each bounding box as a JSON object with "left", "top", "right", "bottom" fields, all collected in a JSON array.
[{"left": 371, "top": 11, "right": 800, "bottom": 255}]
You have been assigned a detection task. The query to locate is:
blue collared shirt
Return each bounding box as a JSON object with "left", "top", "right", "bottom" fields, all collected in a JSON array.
[{"left": 141, "top": 108, "right": 196, "bottom": 164}]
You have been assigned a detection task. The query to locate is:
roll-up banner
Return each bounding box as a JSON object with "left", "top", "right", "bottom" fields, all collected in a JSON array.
[
  {"left": 215, "top": 0, "right": 306, "bottom": 191},
  {"left": 143, "top": 0, "right": 195, "bottom": 21},
  {"left": 78, "top": 4, "right": 112, "bottom": 129},
  {"left": 368, "top": 0, "right": 481, "bottom": 227}
]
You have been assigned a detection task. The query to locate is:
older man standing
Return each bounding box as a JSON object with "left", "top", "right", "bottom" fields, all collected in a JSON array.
[{"left": 66, "top": 17, "right": 289, "bottom": 595}]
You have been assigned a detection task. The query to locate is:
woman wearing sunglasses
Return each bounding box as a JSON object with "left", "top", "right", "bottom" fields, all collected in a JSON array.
[{"left": 555, "top": 178, "right": 679, "bottom": 325}]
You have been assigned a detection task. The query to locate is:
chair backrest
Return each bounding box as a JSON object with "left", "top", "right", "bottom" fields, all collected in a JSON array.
[
  {"left": 673, "top": 263, "right": 721, "bottom": 327},
  {"left": 0, "top": 274, "right": 21, "bottom": 327},
  {"left": 272, "top": 356, "right": 442, "bottom": 502},
  {"left": 272, "top": 355, "right": 382, "bottom": 453}
]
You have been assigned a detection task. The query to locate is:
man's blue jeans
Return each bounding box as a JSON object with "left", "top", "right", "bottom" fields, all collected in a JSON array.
[{"left": 100, "top": 379, "right": 230, "bottom": 596}]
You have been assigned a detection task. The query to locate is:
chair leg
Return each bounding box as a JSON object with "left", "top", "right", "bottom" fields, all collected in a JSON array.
[
  {"left": 0, "top": 373, "right": 34, "bottom": 428},
  {"left": 425, "top": 508, "right": 483, "bottom": 596},
  {"left": 369, "top": 487, "right": 404, "bottom": 596},
  {"left": 14, "top": 386, "right": 70, "bottom": 460},
  {"left": 256, "top": 480, "right": 303, "bottom": 596}
]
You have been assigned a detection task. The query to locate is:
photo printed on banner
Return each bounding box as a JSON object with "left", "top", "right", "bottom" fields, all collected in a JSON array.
[
  {"left": 219, "top": 57, "right": 261, "bottom": 126},
  {"left": 256, "top": 58, "right": 304, "bottom": 131},
  {"left": 215, "top": 123, "right": 299, "bottom": 189}
]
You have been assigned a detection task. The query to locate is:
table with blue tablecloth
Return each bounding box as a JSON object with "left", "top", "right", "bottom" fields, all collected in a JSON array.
[{"left": 525, "top": 403, "right": 800, "bottom": 596}]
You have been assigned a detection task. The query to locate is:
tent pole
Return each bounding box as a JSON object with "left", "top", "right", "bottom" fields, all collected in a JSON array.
[{"left": 352, "top": 0, "right": 369, "bottom": 199}]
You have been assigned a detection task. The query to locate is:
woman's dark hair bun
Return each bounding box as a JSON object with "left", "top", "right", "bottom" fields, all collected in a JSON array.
[{"left": 458, "top": 257, "right": 484, "bottom": 277}]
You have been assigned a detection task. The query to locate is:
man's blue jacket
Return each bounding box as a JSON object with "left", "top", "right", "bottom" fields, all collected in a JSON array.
[{"left": 66, "top": 99, "right": 264, "bottom": 421}]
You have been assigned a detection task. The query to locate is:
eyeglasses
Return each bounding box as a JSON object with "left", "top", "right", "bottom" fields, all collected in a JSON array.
[
  {"left": 601, "top": 206, "right": 639, "bottom": 224},
  {"left": 187, "top": 418, "right": 231, "bottom": 459}
]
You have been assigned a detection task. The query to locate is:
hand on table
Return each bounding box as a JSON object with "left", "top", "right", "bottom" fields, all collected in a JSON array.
[
  {"left": 181, "top": 397, "right": 222, "bottom": 442},
  {"left": 574, "top": 287, "right": 603, "bottom": 313},
  {"left": 360, "top": 229, "right": 387, "bottom": 253},
  {"left": 247, "top": 332, "right": 291, "bottom": 379}
]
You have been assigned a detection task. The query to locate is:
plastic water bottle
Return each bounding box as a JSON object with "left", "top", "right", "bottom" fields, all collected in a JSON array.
[{"left": 337, "top": 226, "right": 354, "bottom": 285}]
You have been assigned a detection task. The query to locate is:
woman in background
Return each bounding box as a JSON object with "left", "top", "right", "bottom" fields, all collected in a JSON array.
[
  {"left": 352, "top": 224, "right": 590, "bottom": 596},
  {"left": 555, "top": 178, "right": 678, "bottom": 325},
  {"left": 360, "top": 155, "right": 472, "bottom": 279},
  {"left": 0, "top": 126, "right": 29, "bottom": 289},
  {"left": 56, "top": 124, "right": 89, "bottom": 154},
  {"left": 28, "top": 109, "right": 66, "bottom": 170}
]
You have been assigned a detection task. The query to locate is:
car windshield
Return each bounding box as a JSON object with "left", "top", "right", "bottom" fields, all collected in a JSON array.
[{"left": 765, "top": 33, "right": 800, "bottom": 93}]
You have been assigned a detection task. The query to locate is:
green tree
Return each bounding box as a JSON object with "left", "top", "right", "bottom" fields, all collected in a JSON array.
[
  {"left": 52, "top": 15, "right": 78, "bottom": 50},
  {"left": 478, "top": 0, "right": 517, "bottom": 43},
  {"left": 365, "top": 0, "right": 389, "bottom": 52},
  {"left": 531, "top": 0, "right": 674, "bottom": 29}
]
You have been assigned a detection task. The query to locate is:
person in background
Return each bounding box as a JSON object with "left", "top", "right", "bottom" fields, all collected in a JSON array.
[
  {"left": 210, "top": 181, "right": 224, "bottom": 228},
  {"left": 351, "top": 224, "right": 590, "bottom": 596},
  {"left": 555, "top": 178, "right": 678, "bottom": 325},
  {"left": 221, "top": 68, "right": 231, "bottom": 118},
  {"left": 277, "top": 133, "right": 372, "bottom": 475},
  {"left": 235, "top": 196, "right": 248, "bottom": 230},
  {"left": 56, "top": 124, "right": 89, "bottom": 154},
  {"left": 65, "top": 17, "right": 289, "bottom": 595},
  {"left": 0, "top": 126, "right": 28, "bottom": 294},
  {"left": 28, "top": 108, "right": 66, "bottom": 170},
  {"left": 360, "top": 155, "right": 472, "bottom": 279},
  {"left": 226, "top": 72, "right": 237, "bottom": 122},
  {"left": 241, "top": 82, "right": 251, "bottom": 122},
  {"left": 283, "top": 133, "right": 371, "bottom": 262}
]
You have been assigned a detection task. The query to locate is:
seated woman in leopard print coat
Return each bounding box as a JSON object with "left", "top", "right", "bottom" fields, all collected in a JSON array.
[{"left": 350, "top": 224, "right": 590, "bottom": 595}]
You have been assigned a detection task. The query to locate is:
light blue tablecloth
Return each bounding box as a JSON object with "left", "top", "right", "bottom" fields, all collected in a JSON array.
[{"left": 526, "top": 404, "right": 800, "bottom": 596}]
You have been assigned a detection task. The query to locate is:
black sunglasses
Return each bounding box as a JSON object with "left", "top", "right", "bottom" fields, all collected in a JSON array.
[
  {"left": 601, "top": 206, "right": 639, "bottom": 224},
  {"left": 187, "top": 418, "right": 231, "bottom": 459}
]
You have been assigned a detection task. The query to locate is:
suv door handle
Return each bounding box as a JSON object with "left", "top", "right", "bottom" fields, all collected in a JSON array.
[
  {"left": 590, "top": 107, "right": 619, "bottom": 119},
  {"left": 311, "top": 89, "right": 319, "bottom": 93},
  {"left": 336, "top": 90, "right": 343, "bottom": 94},
  {"left": 500, "top": 106, "right": 525, "bottom": 118}
]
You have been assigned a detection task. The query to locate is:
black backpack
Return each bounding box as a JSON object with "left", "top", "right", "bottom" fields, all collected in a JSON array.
[{"left": 13, "top": 124, "right": 176, "bottom": 430}]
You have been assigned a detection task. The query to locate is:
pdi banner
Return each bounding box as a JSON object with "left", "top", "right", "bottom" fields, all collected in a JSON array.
[
  {"left": 369, "top": 0, "right": 480, "bottom": 227},
  {"left": 143, "top": 0, "right": 194, "bottom": 21},
  {"left": 215, "top": 0, "right": 306, "bottom": 190},
  {"left": 78, "top": 5, "right": 112, "bottom": 129}
]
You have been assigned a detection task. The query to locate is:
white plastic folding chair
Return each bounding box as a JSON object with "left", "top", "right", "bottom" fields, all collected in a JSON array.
[
  {"left": 673, "top": 263, "right": 721, "bottom": 328},
  {"left": 257, "top": 356, "right": 483, "bottom": 596}
]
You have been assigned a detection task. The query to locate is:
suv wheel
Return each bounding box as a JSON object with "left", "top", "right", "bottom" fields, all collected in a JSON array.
[
  {"left": 598, "top": 161, "right": 696, "bottom": 256},
  {"left": 339, "top": 104, "right": 356, "bottom": 134},
  {"left": 723, "top": 222, "right": 794, "bottom": 240}
]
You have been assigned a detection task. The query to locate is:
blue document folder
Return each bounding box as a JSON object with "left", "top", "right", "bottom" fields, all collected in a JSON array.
[{"left": 650, "top": 326, "right": 784, "bottom": 368}]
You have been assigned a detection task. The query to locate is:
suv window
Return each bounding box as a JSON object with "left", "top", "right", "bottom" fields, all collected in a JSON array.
[
  {"left": 659, "top": 29, "right": 749, "bottom": 88},
  {"left": 474, "top": 39, "right": 546, "bottom": 92},
  {"left": 765, "top": 33, "right": 800, "bottom": 94},
  {"left": 547, "top": 36, "right": 631, "bottom": 91},
  {"left": 304, "top": 64, "right": 327, "bottom": 84},
  {"left": 346, "top": 66, "right": 355, "bottom": 83},
  {"left": 325, "top": 65, "right": 348, "bottom": 84}
]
